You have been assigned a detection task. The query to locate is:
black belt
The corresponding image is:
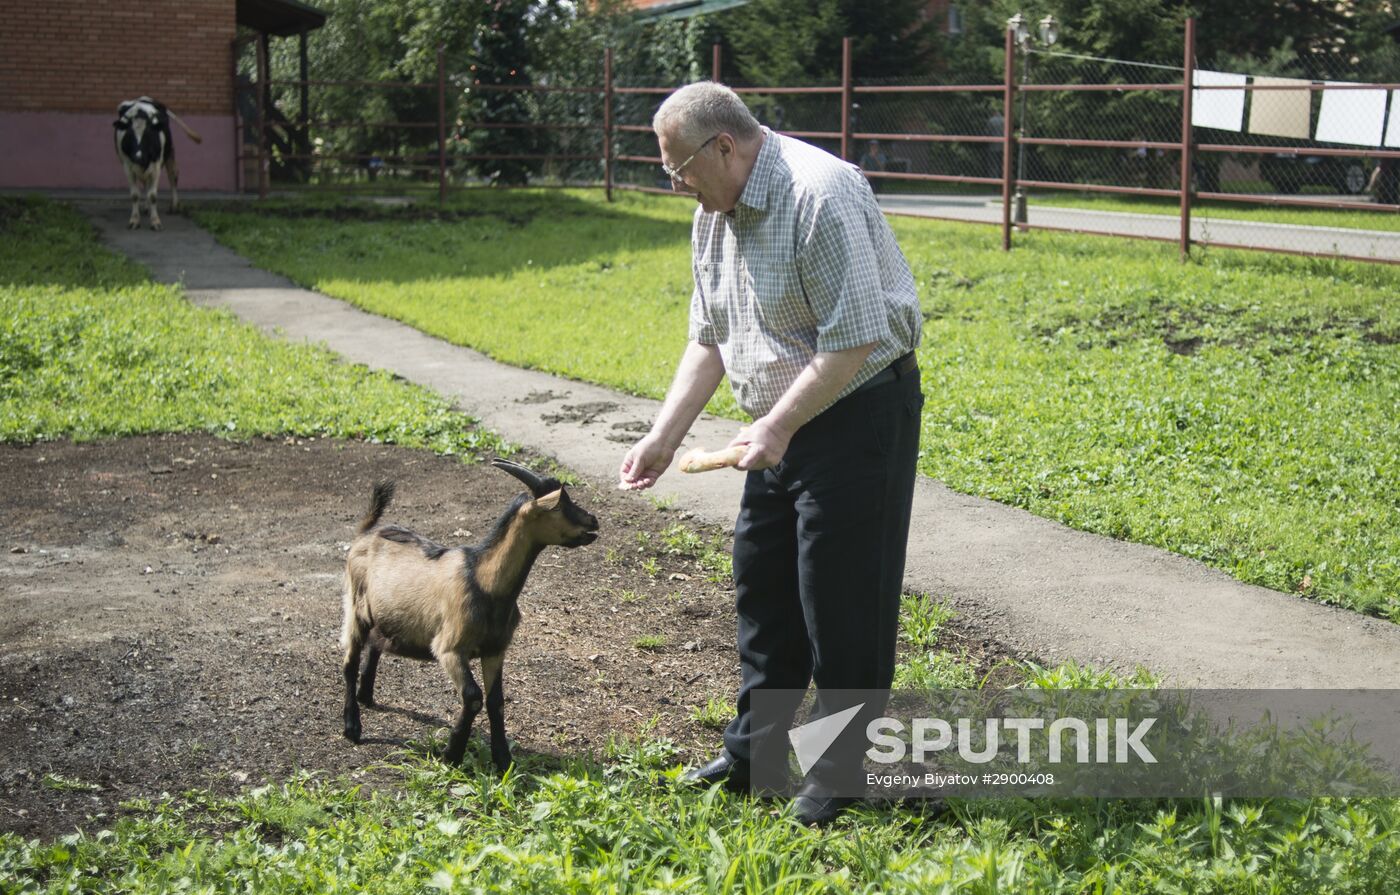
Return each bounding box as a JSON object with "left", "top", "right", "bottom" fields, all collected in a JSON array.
[{"left": 852, "top": 352, "right": 918, "bottom": 394}]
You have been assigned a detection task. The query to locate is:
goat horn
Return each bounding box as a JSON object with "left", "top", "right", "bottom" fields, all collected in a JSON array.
[{"left": 490, "top": 458, "right": 548, "bottom": 496}]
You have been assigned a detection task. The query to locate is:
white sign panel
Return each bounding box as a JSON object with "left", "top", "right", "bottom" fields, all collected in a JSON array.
[
  {"left": 1192, "top": 70, "right": 1247, "bottom": 132},
  {"left": 1315, "top": 81, "right": 1387, "bottom": 147}
]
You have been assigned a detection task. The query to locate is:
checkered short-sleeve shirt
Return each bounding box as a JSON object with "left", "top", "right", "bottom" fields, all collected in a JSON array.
[{"left": 689, "top": 128, "right": 922, "bottom": 419}]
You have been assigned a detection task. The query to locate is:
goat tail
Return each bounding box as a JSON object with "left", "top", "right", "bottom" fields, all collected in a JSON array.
[
  {"left": 167, "top": 109, "right": 203, "bottom": 144},
  {"left": 359, "top": 481, "right": 395, "bottom": 534}
]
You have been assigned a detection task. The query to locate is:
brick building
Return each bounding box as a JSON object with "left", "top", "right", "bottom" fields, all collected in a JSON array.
[{"left": 0, "top": 0, "right": 324, "bottom": 191}]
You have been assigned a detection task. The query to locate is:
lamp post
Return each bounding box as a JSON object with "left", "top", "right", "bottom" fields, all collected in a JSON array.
[{"left": 1009, "top": 13, "right": 1059, "bottom": 226}]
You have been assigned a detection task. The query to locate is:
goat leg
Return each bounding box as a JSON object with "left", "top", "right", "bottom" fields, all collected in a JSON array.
[
  {"left": 440, "top": 652, "right": 483, "bottom": 765},
  {"left": 357, "top": 638, "right": 383, "bottom": 707},
  {"left": 341, "top": 608, "right": 372, "bottom": 741},
  {"left": 481, "top": 653, "right": 511, "bottom": 773},
  {"left": 342, "top": 641, "right": 363, "bottom": 742}
]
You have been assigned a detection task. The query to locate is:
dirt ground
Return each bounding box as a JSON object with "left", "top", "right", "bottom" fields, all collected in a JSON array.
[{"left": 0, "top": 435, "right": 1012, "bottom": 840}]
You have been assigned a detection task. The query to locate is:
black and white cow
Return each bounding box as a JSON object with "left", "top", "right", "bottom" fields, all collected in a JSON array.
[{"left": 113, "top": 97, "right": 202, "bottom": 231}]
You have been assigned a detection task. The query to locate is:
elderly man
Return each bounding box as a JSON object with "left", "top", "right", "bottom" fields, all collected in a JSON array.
[{"left": 619, "top": 82, "right": 923, "bottom": 826}]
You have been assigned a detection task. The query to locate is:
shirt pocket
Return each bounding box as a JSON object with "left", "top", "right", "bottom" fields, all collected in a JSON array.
[{"left": 746, "top": 256, "right": 814, "bottom": 334}]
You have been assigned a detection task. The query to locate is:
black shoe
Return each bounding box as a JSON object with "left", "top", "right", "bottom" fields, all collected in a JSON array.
[
  {"left": 681, "top": 753, "right": 750, "bottom": 793},
  {"left": 789, "top": 781, "right": 858, "bottom": 827}
]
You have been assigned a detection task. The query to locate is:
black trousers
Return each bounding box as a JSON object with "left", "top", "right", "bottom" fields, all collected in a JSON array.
[{"left": 723, "top": 365, "right": 923, "bottom": 781}]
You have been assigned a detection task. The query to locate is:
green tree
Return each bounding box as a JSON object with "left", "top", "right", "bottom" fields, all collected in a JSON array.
[
  {"left": 712, "top": 0, "right": 940, "bottom": 85},
  {"left": 254, "top": 0, "right": 484, "bottom": 185},
  {"left": 466, "top": 0, "right": 539, "bottom": 185}
]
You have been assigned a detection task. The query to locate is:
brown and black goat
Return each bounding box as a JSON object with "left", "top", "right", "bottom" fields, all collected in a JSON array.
[{"left": 339, "top": 459, "right": 599, "bottom": 770}]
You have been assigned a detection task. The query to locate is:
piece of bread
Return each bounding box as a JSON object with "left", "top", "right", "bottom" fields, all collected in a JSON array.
[{"left": 678, "top": 445, "right": 747, "bottom": 473}]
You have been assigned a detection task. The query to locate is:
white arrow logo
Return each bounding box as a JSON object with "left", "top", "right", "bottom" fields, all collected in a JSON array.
[{"left": 788, "top": 703, "right": 866, "bottom": 776}]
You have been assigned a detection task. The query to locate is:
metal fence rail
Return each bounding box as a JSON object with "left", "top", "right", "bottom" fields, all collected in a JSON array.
[{"left": 238, "top": 17, "right": 1400, "bottom": 264}]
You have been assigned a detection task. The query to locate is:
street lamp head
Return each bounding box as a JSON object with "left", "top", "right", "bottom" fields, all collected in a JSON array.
[
  {"left": 1039, "top": 15, "right": 1059, "bottom": 47},
  {"left": 1007, "top": 13, "right": 1030, "bottom": 50}
]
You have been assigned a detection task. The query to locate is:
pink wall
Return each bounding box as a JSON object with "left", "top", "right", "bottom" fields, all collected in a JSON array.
[{"left": 0, "top": 111, "right": 237, "bottom": 191}]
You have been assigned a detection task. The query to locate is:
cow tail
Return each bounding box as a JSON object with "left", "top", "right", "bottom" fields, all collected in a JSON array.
[{"left": 167, "top": 110, "right": 203, "bottom": 144}]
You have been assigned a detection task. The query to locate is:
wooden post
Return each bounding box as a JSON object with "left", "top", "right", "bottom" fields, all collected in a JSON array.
[
  {"left": 438, "top": 45, "right": 447, "bottom": 207},
  {"left": 840, "top": 36, "right": 852, "bottom": 161},
  {"left": 712, "top": 43, "right": 721, "bottom": 82},
  {"left": 256, "top": 32, "right": 269, "bottom": 199},
  {"left": 1001, "top": 26, "right": 1015, "bottom": 251},
  {"left": 604, "top": 47, "right": 614, "bottom": 202},
  {"left": 1179, "top": 17, "right": 1196, "bottom": 261}
]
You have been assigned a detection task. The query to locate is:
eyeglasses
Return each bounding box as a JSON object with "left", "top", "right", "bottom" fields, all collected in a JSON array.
[{"left": 661, "top": 134, "right": 719, "bottom": 184}]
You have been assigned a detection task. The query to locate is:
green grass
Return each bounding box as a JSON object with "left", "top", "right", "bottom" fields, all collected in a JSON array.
[
  {"left": 193, "top": 189, "right": 1400, "bottom": 620},
  {"left": 0, "top": 197, "right": 505, "bottom": 458},
  {"left": 893, "top": 593, "right": 984, "bottom": 690},
  {"left": 195, "top": 190, "right": 739, "bottom": 419},
  {"left": 690, "top": 696, "right": 737, "bottom": 731},
  {"left": 6, "top": 737, "right": 1400, "bottom": 893},
  {"left": 3, "top": 589, "right": 1393, "bottom": 892},
  {"left": 1025, "top": 190, "right": 1400, "bottom": 233}
]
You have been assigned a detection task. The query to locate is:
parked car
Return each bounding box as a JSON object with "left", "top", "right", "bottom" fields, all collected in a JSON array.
[{"left": 1259, "top": 153, "right": 1370, "bottom": 195}]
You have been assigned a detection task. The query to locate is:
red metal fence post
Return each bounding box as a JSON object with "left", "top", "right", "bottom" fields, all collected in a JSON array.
[
  {"left": 1002, "top": 26, "right": 1015, "bottom": 251},
  {"left": 256, "top": 33, "right": 269, "bottom": 199},
  {"left": 1179, "top": 17, "right": 1195, "bottom": 260},
  {"left": 604, "top": 47, "right": 614, "bottom": 202},
  {"left": 438, "top": 45, "right": 447, "bottom": 207},
  {"left": 841, "top": 37, "right": 852, "bottom": 161},
  {"left": 712, "top": 43, "right": 722, "bottom": 82}
]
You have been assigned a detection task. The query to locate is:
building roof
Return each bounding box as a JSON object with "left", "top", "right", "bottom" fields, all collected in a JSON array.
[
  {"left": 237, "top": 0, "right": 328, "bottom": 36},
  {"left": 633, "top": 0, "right": 751, "bottom": 21}
]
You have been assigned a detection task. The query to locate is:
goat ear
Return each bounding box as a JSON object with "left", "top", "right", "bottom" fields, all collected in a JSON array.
[{"left": 534, "top": 490, "right": 563, "bottom": 511}]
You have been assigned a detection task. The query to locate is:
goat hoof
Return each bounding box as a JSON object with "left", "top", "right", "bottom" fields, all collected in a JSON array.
[
  {"left": 150, "top": 221, "right": 162, "bottom": 232},
  {"left": 492, "top": 751, "right": 512, "bottom": 774},
  {"left": 357, "top": 694, "right": 376, "bottom": 708},
  {"left": 343, "top": 723, "right": 361, "bottom": 743},
  {"left": 128, "top": 220, "right": 140, "bottom": 230}
]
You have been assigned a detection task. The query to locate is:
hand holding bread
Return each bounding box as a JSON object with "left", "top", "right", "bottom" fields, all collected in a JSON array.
[{"left": 678, "top": 444, "right": 747, "bottom": 473}]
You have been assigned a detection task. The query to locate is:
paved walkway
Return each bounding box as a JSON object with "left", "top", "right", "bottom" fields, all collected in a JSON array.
[
  {"left": 878, "top": 194, "right": 1400, "bottom": 261},
  {"left": 76, "top": 198, "right": 1400, "bottom": 688}
]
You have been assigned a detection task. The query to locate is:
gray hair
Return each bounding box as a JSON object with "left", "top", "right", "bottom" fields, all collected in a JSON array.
[{"left": 652, "top": 81, "right": 761, "bottom": 147}]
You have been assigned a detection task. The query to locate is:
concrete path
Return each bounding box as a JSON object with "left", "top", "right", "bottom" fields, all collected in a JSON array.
[
  {"left": 75, "top": 198, "right": 1400, "bottom": 688},
  {"left": 878, "top": 193, "right": 1400, "bottom": 261}
]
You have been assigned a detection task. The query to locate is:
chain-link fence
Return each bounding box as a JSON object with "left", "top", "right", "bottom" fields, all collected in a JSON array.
[{"left": 237, "top": 20, "right": 1400, "bottom": 263}]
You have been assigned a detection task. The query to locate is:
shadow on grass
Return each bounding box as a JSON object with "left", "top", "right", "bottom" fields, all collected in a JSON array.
[
  {"left": 1, "top": 196, "right": 151, "bottom": 290},
  {"left": 193, "top": 189, "right": 694, "bottom": 285}
]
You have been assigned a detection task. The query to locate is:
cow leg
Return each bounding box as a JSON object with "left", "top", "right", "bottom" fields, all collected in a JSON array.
[
  {"left": 438, "top": 651, "right": 482, "bottom": 765},
  {"left": 480, "top": 653, "right": 511, "bottom": 773},
  {"left": 128, "top": 184, "right": 142, "bottom": 229},
  {"left": 147, "top": 179, "right": 162, "bottom": 231},
  {"left": 165, "top": 156, "right": 181, "bottom": 213}
]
